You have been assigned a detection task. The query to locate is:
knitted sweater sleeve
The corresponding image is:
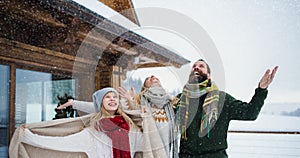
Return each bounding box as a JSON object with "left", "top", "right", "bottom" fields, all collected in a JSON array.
[
  {"left": 225, "top": 87, "right": 268, "bottom": 120},
  {"left": 72, "top": 100, "right": 95, "bottom": 114}
]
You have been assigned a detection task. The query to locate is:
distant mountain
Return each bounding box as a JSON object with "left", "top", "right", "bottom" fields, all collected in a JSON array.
[
  {"left": 229, "top": 102, "right": 300, "bottom": 132},
  {"left": 229, "top": 114, "right": 300, "bottom": 132},
  {"left": 281, "top": 108, "right": 300, "bottom": 117},
  {"left": 260, "top": 102, "right": 300, "bottom": 117}
]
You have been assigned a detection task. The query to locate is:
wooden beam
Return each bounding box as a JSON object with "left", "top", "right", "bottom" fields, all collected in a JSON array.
[
  {"left": 0, "top": 38, "right": 106, "bottom": 81},
  {"left": 9, "top": 63, "right": 16, "bottom": 141},
  {"left": 77, "top": 31, "right": 138, "bottom": 55},
  {"left": 0, "top": 38, "right": 97, "bottom": 65},
  {"left": 98, "top": 0, "right": 140, "bottom": 25},
  {"left": 0, "top": 55, "right": 74, "bottom": 73},
  {"left": 0, "top": 1, "right": 66, "bottom": 28},
  {"left": 135, "top": 62, "right": 172, "bottom": 69}
]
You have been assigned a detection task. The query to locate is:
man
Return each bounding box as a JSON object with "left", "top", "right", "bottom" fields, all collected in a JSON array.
[{"left": 176, "top": 59, "right": 278, "bottom": 158}]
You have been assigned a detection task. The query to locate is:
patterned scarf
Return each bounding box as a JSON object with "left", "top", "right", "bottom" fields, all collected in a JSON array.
[
  {"left": 141, "top": 86, "right": 179, "bottom": 158},
  {"left": 142, "top": 86, "right": 170, "bottom": 109},
  {"left": 177, "top": 79, "right": 219, "bottom": 139},
  {"left": 95, "top": 116, "right": 131, "bottom": 158}
]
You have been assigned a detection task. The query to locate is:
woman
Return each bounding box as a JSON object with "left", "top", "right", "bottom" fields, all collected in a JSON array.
[
  {"left": 10, "top": 88, "right": 144, "bottom": 158},
  {"left": 57, "top": 76, "right": 179, "bottom": 157},
  {"left": 119, "top": 75, "right": 179, "bottom": 158}
]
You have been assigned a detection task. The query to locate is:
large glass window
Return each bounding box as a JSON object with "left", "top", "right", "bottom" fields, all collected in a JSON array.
[
  {"left": 0, "top": 65, "right": 9, "bottom": 158},
  {"left": 15, "top": 69, "right": 76, "bottom": 127}
]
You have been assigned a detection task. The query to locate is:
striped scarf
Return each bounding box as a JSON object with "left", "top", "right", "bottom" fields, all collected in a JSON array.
[{"left": 177, "top": 79, "right": 219, "bottom": 139}]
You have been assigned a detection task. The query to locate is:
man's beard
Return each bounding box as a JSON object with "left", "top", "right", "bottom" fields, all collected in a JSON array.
[{"left": 188, "top": 71, "right": 208, "bottom": 84}]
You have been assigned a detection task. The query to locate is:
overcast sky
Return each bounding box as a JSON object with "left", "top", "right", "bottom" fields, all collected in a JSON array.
[
  {"left": 75, "top": 0, "right": 300, "bottom": 104},
  {"left": 129, "top": 0, "right": 300, "bottom": 104}
]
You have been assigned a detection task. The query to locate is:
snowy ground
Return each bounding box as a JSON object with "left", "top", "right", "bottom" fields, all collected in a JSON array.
[
  {"left": 227, "top": 113, "right": 300, "bottom": 158},
  {"left": 227, "top": 133, "right": 300, "bottom": 158}
]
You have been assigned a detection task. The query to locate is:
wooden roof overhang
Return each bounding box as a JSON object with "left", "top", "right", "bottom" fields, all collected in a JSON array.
[
  {"left": 98, "top": 0, "right": 140, "bottom": 26},
  {"left": 0, "top": 0, "right": 190, "bottom": 76}
]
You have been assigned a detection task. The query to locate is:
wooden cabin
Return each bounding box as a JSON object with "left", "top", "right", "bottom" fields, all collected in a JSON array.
[{"left": 0, "top": 0, "right": 189, "bottom": 157}]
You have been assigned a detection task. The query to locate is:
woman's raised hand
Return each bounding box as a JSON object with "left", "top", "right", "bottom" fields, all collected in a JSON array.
[{"left": 118, "top": 86, "right": 136, "bottom": 101}]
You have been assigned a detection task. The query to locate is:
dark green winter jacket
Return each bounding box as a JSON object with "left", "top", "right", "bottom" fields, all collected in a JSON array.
[{"left": 179, "top": 87, "right": 268, "bottom": 158}]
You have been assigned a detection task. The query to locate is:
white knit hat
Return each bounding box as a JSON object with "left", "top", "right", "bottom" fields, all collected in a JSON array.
[{"left": 93, "top": 87, "right": 119, "bottom": 112}]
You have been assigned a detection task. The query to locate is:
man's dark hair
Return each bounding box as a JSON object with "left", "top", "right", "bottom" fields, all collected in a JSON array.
[{"left": 197, "top": 59, "right": 211, "bottom": 74}]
